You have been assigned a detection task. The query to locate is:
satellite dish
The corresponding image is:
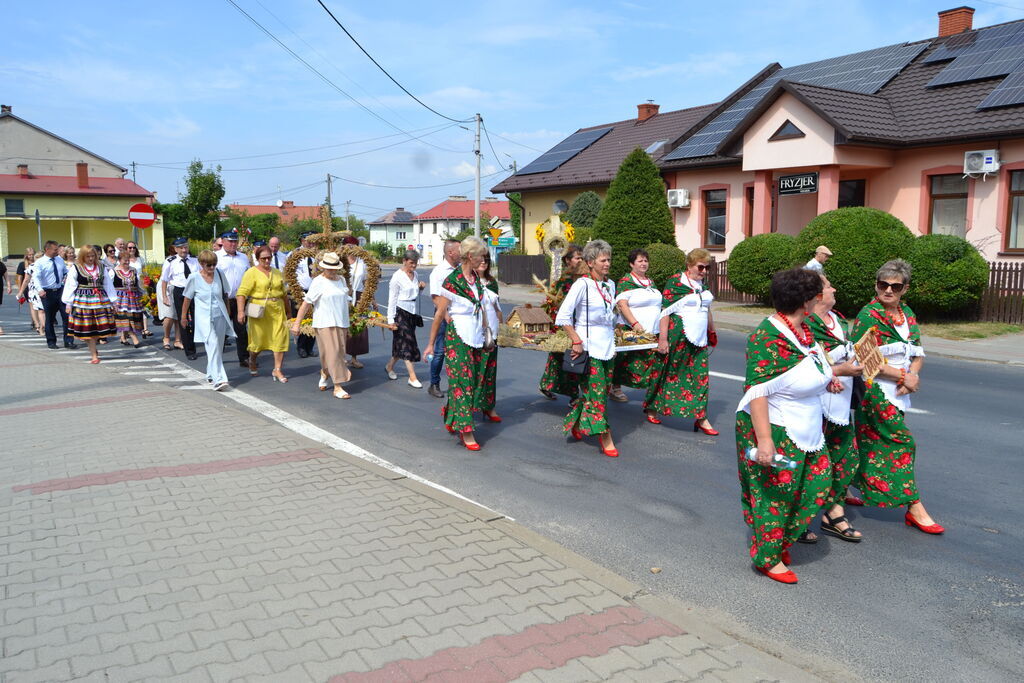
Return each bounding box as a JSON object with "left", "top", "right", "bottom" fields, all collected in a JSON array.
[
  {"left": 553, "top": 200, "right": 569, "bottom": 213},
  {"left": 276, "top": 199, "right": 284, "bottom": 207}
]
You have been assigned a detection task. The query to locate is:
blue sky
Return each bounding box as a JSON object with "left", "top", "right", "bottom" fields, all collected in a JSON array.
[{"left": 3, "top": 0, "right": 1021, "bottom": 222}]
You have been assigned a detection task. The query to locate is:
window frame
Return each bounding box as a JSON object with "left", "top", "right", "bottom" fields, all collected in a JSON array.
[
  {"left": 919, "top": 165, "right": 973, "bottom": 236},
  {"left": 4, "top": 198, "right": 25, "bottom": 216},
  {"left": 698, "top": 185, "right": 729, "bottom": 250},
  {"left": 1006, "top": 169, "right": 1024, "bottom": 253},
  {"left": 395, "top": 231, "right": 407, "bottom": 241},
  {"left": 928, "top": 174, "right": 969, "bottom": 238}
]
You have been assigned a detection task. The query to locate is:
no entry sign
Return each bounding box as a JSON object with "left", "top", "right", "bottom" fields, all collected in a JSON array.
[{"left": 128, "top": 203, "right": 156, "bottom": 229}]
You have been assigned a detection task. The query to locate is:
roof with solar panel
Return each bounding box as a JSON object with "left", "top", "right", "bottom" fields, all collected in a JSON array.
[{"left": 660, "top": 15, "right": 1024, "bottom": 167}]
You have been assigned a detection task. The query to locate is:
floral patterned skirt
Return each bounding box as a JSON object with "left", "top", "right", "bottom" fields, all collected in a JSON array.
[
  {"left": 564, "top": 357, "right": 614, "bottom": 436},
  {"left": 612, "top": 325, "right": 660, "bottom": 389},
  {"left": 441, "top": 325, "right": 483, "bottom": 433},
  {"left": 854, "top": 384, "right": 919, "bottom": 507},
  {"left": 735, "top": 411, "right": 831, "bottom": 570},
  {"left": 825, "top": 419, "right": 860, "bottom": 508},
  {"left": 539, "top": 352, "right": 580, "bottom": 399},
  {"left": 477, "top": 345, "right": 497, "bottom": 412},
  {"left": 643, "top": 316, "right": 709, "bottom": 419}
]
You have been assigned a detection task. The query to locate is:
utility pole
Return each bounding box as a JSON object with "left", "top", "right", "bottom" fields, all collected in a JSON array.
[
  {"left": 326, "top": 173, "right": 333, "bottom": 216},
  {"left": 474, "top": 113, "right": 482, "bottom": 239},
  {"left": 131, "top": 161, "right": 137, "bottom": 183},
  {"left": 345, "top": 199, "right": 351, "bottom": 231}
]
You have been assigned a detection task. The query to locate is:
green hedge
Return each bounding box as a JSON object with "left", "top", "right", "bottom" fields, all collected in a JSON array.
[
  {"left": 905, "top": 234, "right": 989, "bottom": 318},
  {"left": 793, "top": 207, "right": 915, "bottom": 315},
  {"left": 644, "top": 242, "right": 687, "bottom": 291},
  {"left": 728, "top": 233, "right": 796, "bottom": 303}
]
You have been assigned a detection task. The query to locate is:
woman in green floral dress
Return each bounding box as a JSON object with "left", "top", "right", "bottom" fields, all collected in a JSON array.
[
  {"left": 735, "top": 268, "right": 838, "bottom": 584},
  {"left": 425, "top": 237, "right": 491, "bottom": 451},
  {"left": 807, "top": 274, "right": 864, "bottom": 542},
  {"left": 556, "top": 240, "right": 619, "bottom": 457},
  {"left": 609, "top": 249, "right": 662, "bottom": 406},
  {"left": 539, "top": 245, "right": 583, "bottom": 401},
  {"left": 851, "top": 259, "right": 943, "bottom": 534},
  {"left": 476, "top": 251, "right": 502, "bottom": 421},
  {"left": 644, "top": 248, "right": 719, "bottom": 433}
]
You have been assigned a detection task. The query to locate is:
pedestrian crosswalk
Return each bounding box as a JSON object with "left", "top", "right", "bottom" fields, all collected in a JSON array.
[{"left": 1, "top": 329, "right": 205, "bottom": 389}]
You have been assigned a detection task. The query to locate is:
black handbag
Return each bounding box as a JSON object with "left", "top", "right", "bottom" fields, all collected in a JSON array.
[
  {"left": 411, "top": 292, "right": 424, "bottom": 327},
  {"left": 562, "top": 282, "right": 590, "bottom": 375}
]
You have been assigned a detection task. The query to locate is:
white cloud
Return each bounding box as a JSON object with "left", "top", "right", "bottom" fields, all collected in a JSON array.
[
  {"left": 447, "top": 161, "right": 497, "bottom": 179},
  {"left": 144, "top": 114, "right": 201, "bottom": 140},
  {"left": 611, "top": 52, "right": 752, "bottom": 82}
]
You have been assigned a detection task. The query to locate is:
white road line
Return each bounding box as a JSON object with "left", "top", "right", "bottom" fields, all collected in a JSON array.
[
  {"left": 95, "top": 357, "right": 161, "bottom": 364},
  {"left": 121, "top": 370, "right": 182, "bottom": 376},
  {"left": 179, "top": 385, "right": 211, "bottom": 391},
  {"left": 146, "top": 377, "right": 189, "bottom": 382}
]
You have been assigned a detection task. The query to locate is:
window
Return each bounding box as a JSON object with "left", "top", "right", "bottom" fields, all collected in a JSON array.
[
  {"left": 460, "top": 222, "right": 469, "bottom": 230},
  {"left": 1008, "top": 170, "right": 1024, "bottom": 251},
  {"left": 839, "top": 179, "right": 866, "bottom": 208},
  {"left": 703, "top": 189, "right": 727, "bottom": 248},
  {"left": 744, "top": 186, "right": 754, "bottom": 237},
  {"left": 4, "top": 198, "right": 25, "bottom": 215},
  {"left": 929, "top": 174, "right": 968, "bottom": 237},
  {"left": 432, "top": 222, "right": 437, "bottom": 234},
  {"left": 395, "top": 231, "right": 407, "bottom": 241},
  {"left": 768, "top": 119, "right": 805, "bottom": 141}
]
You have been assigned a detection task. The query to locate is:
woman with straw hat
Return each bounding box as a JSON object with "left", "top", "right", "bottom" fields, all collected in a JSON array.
[{"left": 291, "top": 251, "right": 352, "bottom": 399}]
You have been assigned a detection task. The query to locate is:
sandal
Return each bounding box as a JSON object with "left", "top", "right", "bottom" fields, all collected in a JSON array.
[
  {"left": 540, "top": 389, "right": 556, "bottom": 400},
  {"left": 821, "top": 513, "right": 863, "bottom": 543},
  {"left": 796, "top": 530, "right": 819, "bottom": 544}
]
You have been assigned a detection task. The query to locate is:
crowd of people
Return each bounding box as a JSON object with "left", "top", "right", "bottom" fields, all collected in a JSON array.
[{"left": 3, "top": 232, "right": 941, "bottom": 584}]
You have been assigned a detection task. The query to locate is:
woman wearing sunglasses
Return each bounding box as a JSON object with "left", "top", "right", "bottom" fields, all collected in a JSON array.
[
  {"left": 850, "top": 259, "right": 942, "bottom": 535},
  {"left": 643, "top": 248, "right": 719, "bottom": 434}
]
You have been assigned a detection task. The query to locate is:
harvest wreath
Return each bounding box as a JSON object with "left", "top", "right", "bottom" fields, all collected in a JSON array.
[{"left": 282, "top": 244, "right": 386, "bottom": 336}]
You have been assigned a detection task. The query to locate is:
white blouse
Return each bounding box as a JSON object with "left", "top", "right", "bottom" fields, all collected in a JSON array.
[
  {"left": 737, "top": 318, "right": 833, "bottom": 452},
  {"left": 876, "top": 317, "right": 925, "bottom": 413},
  {"left": 349, "top": 257, "right": 366, "bottom": 294},
  {"left": 439, "top": 275, "right": 485, "bottom": 348},
  {"left": 61, "top": 264, "right": 116, "bottom": 305},
  {"left": 658, "top": 274, "right": 714, "bottom": 346},
  {"left": 387, "top": 269, "right": 421, "bottom": 324},
  {"left": 614, "top": 275, "right": 662, "bottom": 333},
  {"left": 304, "top": 274, "right": 351, "bottom": 328},
  {"left": 555, "top": 277, "right": 617, "bottom": 361},
  {"left": 481, "top": 281, "right": 500, "bottom": 335},
  {"left": 819, "top": 312, "right": 854, "bottom": 426}
]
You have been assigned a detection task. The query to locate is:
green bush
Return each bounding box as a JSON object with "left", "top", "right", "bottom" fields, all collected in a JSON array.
[
  {"left": 905, "top": 234, "right": 989, "bottom": 318},
  {"left": 592, "top": 148, "right": 676, "bottom": 280},
  {"left": 793, "top": 207, "right": 915, "bottom": 315},
  {"left": 564, "top": 191, "right": 603, "bottom": 229},
  {"left": 644, "top": 242, "right": 687, "bottom": 290},
  {"left": 728, "top": 233, "right": 796, "bottom": 303},
  {"left": 367, "top": 241, "right": 393, "bottom": 261}
]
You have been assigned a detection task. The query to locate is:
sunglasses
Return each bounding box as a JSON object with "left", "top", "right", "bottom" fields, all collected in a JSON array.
[
  {"left": 695, "top": 264, "right": 710, "bottom": 271},
  {"left": 258, "top": 256, "right": 271, "bottom": 261},
  {"left": 876, "top": 280, "right": 906, "bottom": 293},
  {"left": 105, "top": 249, "right": 115, "bottom": 254}
]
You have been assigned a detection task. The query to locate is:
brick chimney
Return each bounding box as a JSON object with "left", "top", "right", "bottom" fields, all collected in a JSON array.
[
  {"left": 637, "top": 102, "right": 660, "bottom": 122},
  {"left": 17, "top": 164, "right": 28, "bottom": 177},
  {"left": 938, "top": 6, "right": 974, "bottom": 36},
  {"left": 76, "top": 162, "right": 89, "bottom": 188},
  {"left": 1, "top": 104, "right": 11, "bottom": 115},
  {"left": 281, "top": 200, "right": 295, "bottom": 209}
]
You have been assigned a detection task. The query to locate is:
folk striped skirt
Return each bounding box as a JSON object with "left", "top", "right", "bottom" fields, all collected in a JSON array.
[{"left": 68, "top": 287, "right": 116, "bottom": 339}]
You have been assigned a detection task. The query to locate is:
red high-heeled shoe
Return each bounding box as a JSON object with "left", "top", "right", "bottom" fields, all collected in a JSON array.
[
  {"left": 781, "top": 549, "right": 791, "bottom": 565},
  {"left": 483, "top": 412, "right": 502, "bottom": 423},
  {"left": 905, "top": 512, "right": 944, "bottom": 534},
  {"left": 645, "top": 413, "right": 661, "bottom": 425},
  {"left": 756, "top": 565, "right": 798, "bottom": 584},
  {"left": 693, "top": 420, "right": 719, "bottom": 436},
  {"left": 600, "top": 445, "right": 619, "bottom": 457},
  {"left": 845, "top": 495, "right": 865, "bottom": 506},
  {"left": 571, "top": 427, "right": 584, "bottom": 441},
  {"left": 459, "top": 434, "right": 481, "bottom": 451}
]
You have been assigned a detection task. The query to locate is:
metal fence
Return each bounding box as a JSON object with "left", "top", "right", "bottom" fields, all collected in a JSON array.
[
  {"left": 978, "top": 261, "right": 1024, "bottom": 324},
  {"left": 497, "top": 254, "right": 548, "bottom": 285},
  {"left": 705, "top": 259, "right": 760, "bottom": 304}
]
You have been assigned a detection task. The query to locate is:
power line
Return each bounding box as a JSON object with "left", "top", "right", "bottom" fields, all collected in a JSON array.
[
  {"left": 227, "top": 180, "right": 325, "bottom": 203},
  {"left": 329, "top": 169, "right": 504, "bottom": 190},
  {"left": 480, "top": 119, "right": 512, "bottom": 170},
  {"left": 485, "top": 130, "right": 544, "bottom": 154},
  {"left": 314, "top": 0, "right": 471, "bottom": 124},
  {"left": 222, "top": 0, "right": 458, "bottom": 153},
  {"left": 137, "top": 123, "right": 454, "bottom": 167}
]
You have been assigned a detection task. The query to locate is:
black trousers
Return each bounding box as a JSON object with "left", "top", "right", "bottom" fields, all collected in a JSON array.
[
  {"left": 42, "top": 288, "right": 71, "bottom": 346},
  {"left": 171, "top": 286, "right": 196, "bottom": 355},
  {"left": 292, "top": 298, "right": 316, "bottom": 355},
  {"left": 226, "top": 298, "right": 249, "bottom": 362}
]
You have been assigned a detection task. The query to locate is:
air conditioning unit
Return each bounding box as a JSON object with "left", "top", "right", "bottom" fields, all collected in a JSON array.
[
  {"left": 667, "top": 188, "right": 690, "bottom": 208},
  {"left": 964, "top": 149, "right": 1000, "bottom": 174}
]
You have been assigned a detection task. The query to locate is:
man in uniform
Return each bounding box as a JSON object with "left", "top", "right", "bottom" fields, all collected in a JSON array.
[
  {"left": 216, "top": 231, "right": 252, "bottom": 367},
  {"left": 268, "top": 236, "right": 289, "bottom": 271},
  {"left": 160, "top": 237, "right": 200, "bottom": 360},
  {"left": 293, "top": 231, "right": 318, "bottom": 358}
]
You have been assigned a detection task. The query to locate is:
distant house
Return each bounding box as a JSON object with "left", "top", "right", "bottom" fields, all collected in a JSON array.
[
  {"left": 367, "top": 207, "right": 415, "bottom": 254},
  {"left": 506, "top": 305, "right": 552, "bottom": 337},
  {"left": 0, "top": 105, "right": 163, "bottom": 260},
  {"left": 226, "top": 200, "right": 321, "bottom": 224},
  {"left": 411, "top": 196, "right": 511, "bottom": 264}
]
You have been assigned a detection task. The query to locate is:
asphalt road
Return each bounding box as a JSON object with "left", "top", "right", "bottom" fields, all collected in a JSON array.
[{"left": 6, "top": 265, "right": 1021, "bottom": 682}]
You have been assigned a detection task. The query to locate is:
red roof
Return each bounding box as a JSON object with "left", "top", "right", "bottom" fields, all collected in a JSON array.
[
  {"left": 227, "top": 202, "right": 322, "bottom": 223},
  {"left": 414, "top": 199, "right": 510, "bottom": 221},
  {"left": 0, "top": 173, "right": 152, "bottom": 197}
]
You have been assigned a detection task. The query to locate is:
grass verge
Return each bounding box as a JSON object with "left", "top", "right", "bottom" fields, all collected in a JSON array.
[{"left": 918, "top": 321, "right": 1022, "bottom": 340}]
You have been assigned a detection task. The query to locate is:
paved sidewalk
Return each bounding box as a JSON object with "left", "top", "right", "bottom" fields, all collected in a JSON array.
[
  {"left": 0, "top": 337, "right": 826, "bottom": 682},
  {"left": 498, "top": 283, "right": 1024, "bottom": 366}
]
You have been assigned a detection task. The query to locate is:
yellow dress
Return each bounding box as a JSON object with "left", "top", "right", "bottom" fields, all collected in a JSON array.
[{"left": 237, "top": 267, "right": 290, "bottom": 353}]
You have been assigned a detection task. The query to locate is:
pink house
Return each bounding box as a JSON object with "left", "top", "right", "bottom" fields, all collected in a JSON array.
[{"left": 493, "top": 7, "right": 1024, "bottom": 262}]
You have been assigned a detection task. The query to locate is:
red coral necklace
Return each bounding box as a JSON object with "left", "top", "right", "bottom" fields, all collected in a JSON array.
[
  {"left": 887, "top": 306, "right": 905, "bottom": 326},
  {"left": 776, "top": 313, "right": 812, "bottom": 346}
]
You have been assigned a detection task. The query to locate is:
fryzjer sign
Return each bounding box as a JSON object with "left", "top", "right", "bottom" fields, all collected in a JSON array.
[{"left": 778, "top": 172, "right": 819, "bottom": 195}]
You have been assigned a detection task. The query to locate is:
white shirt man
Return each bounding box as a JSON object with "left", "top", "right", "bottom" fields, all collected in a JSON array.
[
  {"left": 160, "top": 238, "right": 200, "bottom": 357},
  {"left": 805, "top": 245, "right": 832, "bottom": 272},
  {"left": 215, "top": 232, "right": 251, "bottom": 364},
  {"left": 268, "top": 236, "right": 289, "bottom": 271},
  {"left": 427, "top": 239, "right": 461, "bottom": 397}
]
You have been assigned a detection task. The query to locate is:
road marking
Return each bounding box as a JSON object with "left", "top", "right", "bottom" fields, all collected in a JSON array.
[
  {"left": 147, "top": 377, "right": 189, "bottom": 382},
  {"left": 121, "top": 370, "right": 181, "bottom": 376}
]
